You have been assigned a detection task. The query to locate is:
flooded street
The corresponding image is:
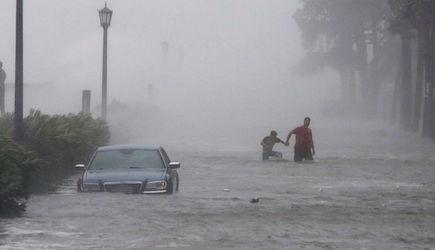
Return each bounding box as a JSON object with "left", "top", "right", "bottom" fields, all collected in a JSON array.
[
  {"left": 1, "top": 0, "right": 435, "bottom": 249},
  {"left": 1, "top": 124, "right": 435, "bottom": 249}
]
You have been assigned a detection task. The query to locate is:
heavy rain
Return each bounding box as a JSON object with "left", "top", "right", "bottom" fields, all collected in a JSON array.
[{"left": 0, "top": 0, "right": 435, "bottom": 249}]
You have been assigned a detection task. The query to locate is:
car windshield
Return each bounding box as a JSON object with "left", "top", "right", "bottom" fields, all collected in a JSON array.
[{"left": 88, "top": 149, "right": 164, "bottom": 170}]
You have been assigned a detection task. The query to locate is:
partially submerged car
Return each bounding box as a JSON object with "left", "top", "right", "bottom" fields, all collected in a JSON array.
[{"left": 76, "top": 145, "right": 180, "bottom": 194}]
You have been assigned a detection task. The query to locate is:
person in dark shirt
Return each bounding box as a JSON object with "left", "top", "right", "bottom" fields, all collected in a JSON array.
[
  {"left": 261, "top": 130, "right": 285, "bottom": 160},
  {"left": 285, "top": 117, "right": 315, "bottom": 162}
]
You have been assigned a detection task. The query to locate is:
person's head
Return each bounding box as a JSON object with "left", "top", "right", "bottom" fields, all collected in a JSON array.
[
  {"left": 303, "top": 117, "right": 311, "bottom": 128},
  {"left": 270, "top": 130, "right": 277, "bottom": 137}
]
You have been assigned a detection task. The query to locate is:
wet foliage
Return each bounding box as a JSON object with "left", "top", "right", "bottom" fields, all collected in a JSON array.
[
  {"left": 0, "top": 111, "right": 110, "bottom": 217},
  {"left": 0, "top": 136, "right": 38, "bottom": 217},
  {"left": 294, "top": 0, "right": 435, "bottom": 137}
]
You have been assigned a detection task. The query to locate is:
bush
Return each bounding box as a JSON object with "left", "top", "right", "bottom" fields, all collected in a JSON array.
[
  {"left": 0, "top": 136, "right": 41, "bottom": 216},
  {"left": 0, "top": 111, "right": 110, "bottom": 216},
  {"left": 23, "top": 111, "right": 110, "bottom": 190}
]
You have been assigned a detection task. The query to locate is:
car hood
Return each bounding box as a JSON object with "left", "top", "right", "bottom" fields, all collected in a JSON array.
[{"left": 83, "top": 168, "right": 166, "bottom": 183}]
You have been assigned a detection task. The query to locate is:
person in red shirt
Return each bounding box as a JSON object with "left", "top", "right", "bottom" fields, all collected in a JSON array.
[
  {"left": 285, "top": 117, "right": 315, "bottom": 162},
  {"left": 261, "top": 130, "right": 286, "bottom": 160}
]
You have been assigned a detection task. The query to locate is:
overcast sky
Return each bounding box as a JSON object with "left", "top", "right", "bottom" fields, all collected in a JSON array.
[{"left": 0, "top": 0, "right": 339, "bottom": 128}]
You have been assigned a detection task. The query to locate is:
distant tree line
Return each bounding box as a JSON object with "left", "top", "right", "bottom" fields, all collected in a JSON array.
[{"left": 294, "top": 0, "right": 435, "bottom": 139}]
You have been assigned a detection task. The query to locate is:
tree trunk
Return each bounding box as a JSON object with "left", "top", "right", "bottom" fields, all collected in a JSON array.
[
  {"left": 391, "top": 67, "right": 401, "bottom": 125},
  {"left": 339, "top": 67, "right": 349, "bottom": 107},
  {"left": 355, "top": 22, "right": 369, "bottom": 113},
  {"left": 367, "top": 20, "right": 380, "bottom": 117},
  {"left": 422, "top": 20, "right": 435, "bottom": 139},
  {"left": 400, "top": 32, "right": 413, "bottom": 131},
  {"left": 412, "top": 25, "right": 426, "bottom": 132},
  {"left": 340, "top": 65, "right": 356, "bottom": 111},
  {"left": 349, "top": 66, "right": 357, "bottom": 104},
  {"left": 337, "top": 22, "right": 355, "bottom": 112}
]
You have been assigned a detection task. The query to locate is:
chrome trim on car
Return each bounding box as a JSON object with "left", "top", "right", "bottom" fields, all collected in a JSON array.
[
  {"left": 142, "top": 190, "right": 167, "bottom": 194},
  {"left": 103, "top": 181, "right": 143, "bottom": 186},
  {"left": 103, "top": 181, "right": 143, "bottom": 193}
]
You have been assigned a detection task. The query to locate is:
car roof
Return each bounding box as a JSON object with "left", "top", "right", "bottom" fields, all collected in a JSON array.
[{"left": 97, "top": 144, "right": 162, "bottom": 152}]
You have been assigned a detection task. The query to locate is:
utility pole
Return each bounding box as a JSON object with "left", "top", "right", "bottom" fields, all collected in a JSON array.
[
  {"left": 14, "top": 0, "right": 24, "bottom": 142},
  {"left": 422, "top": 17, "right": 435, "bottom": 139}
]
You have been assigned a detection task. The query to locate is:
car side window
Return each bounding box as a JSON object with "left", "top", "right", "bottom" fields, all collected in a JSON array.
[{"left": 161, "top": 149, "right": 171, "bottom": 165}]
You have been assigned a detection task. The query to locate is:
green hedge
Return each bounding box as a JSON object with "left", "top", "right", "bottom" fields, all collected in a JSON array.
[
  {"left": 0, "top": 111, "right": 110, "bottom": 216},
  {"left": 0, "top": 136, "right": 40, "bottom": 216}
]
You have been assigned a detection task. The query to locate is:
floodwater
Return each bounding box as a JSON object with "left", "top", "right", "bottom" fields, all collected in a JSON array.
[{"left": 1, "top": 123, "right": 435, "bottom": 249}]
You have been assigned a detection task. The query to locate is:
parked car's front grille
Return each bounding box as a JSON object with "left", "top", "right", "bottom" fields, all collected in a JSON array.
[{"left": 104, "top": 182, "right": 142, "bottom": 194}]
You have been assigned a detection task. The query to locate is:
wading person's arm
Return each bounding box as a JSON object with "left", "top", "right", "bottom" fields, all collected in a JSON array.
[
  {"left": 277, "top": 137, "right": 286, "bottom": 145},
  {"left": 285, "top": 131, "right": 294, "bottom": 146}
]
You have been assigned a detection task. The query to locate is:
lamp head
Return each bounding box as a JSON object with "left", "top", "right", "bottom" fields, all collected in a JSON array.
[{"left": 99, "top": 3, "right": 113, "bottom": 28}]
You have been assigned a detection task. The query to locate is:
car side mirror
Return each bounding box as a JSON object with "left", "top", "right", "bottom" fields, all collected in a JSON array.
[
  {"left": 75, "top": 164, "right": 85, "bottom": 170},
  {"left": 169, "top": 162, "right": 180, "bottom": 169}
]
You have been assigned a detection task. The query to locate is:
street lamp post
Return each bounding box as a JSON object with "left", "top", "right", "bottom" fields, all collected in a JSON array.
[{"left": 99, "top": 3, "right": 112, "bottom": 120}]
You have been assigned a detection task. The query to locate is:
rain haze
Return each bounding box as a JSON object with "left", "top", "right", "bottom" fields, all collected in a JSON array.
[
  {"left": 0, "top": 0, "right": 337, "bottom": 150},
  {"left": 1, "top": 1, "right": 435, "bottom": 249}
]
